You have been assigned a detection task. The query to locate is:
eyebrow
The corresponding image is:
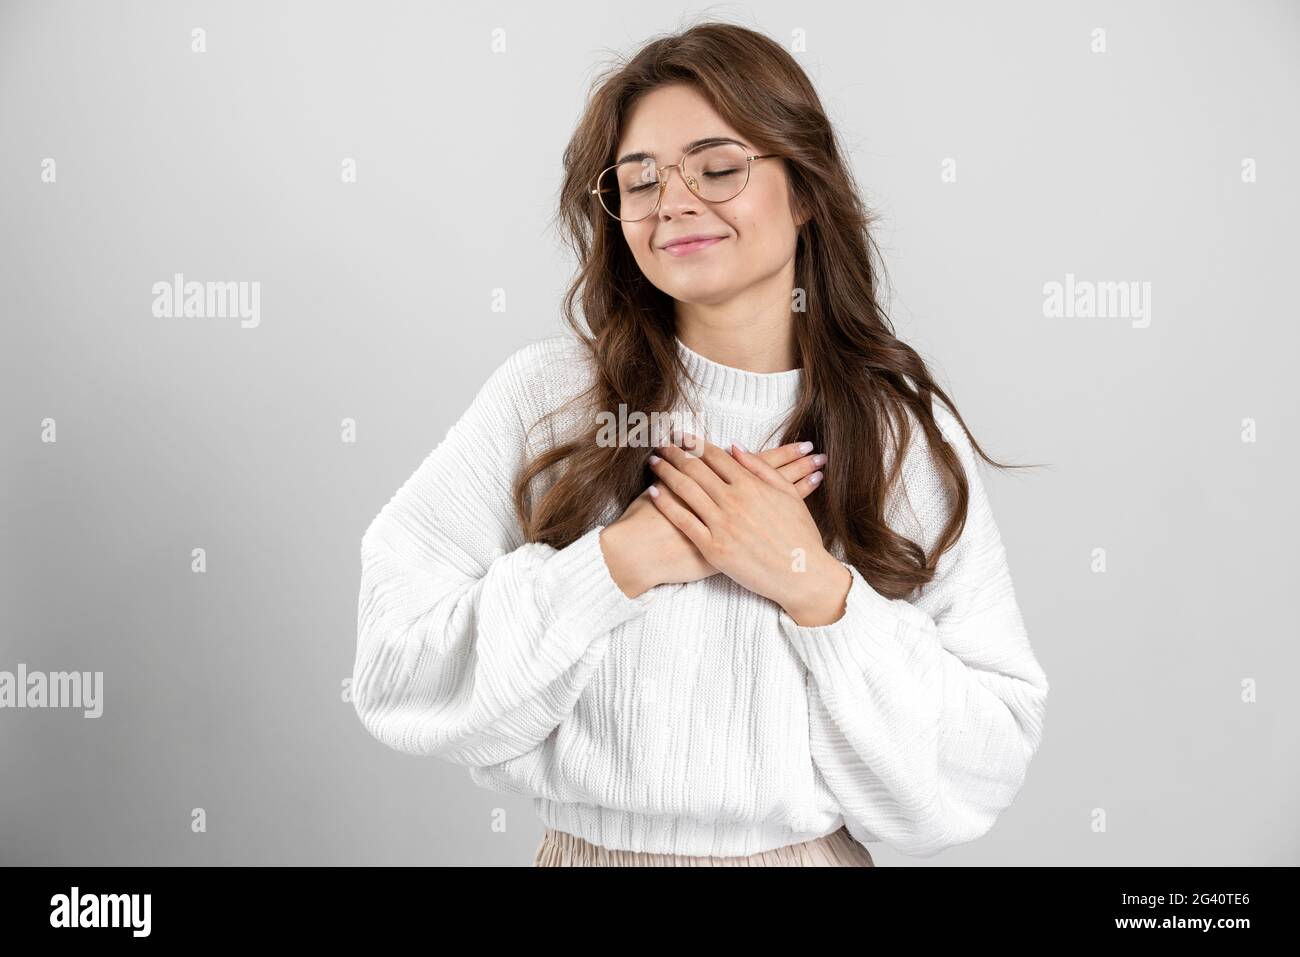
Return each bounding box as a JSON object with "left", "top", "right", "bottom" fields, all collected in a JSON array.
[{"left": 615, "top": 136, "right": 742, "bottom": 165}]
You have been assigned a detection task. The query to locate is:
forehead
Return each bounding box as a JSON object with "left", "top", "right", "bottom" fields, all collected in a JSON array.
[{"left": 615, "top": 84, "right": 743, "bottom": 159}]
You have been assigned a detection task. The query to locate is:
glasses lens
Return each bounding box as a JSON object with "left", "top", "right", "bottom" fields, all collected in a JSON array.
[
  {"left": 683, "top": 142, "right": 751, "bottom": 202},
  {"left": 594, "top": 143, "right": 754, "bottom": 221},
  {"left": 596, "top": 158, "right": 660, "bottom": 221}
]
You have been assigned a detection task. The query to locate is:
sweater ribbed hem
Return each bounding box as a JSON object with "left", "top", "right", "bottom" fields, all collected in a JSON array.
[
  {"left": 674, "top": 336, "right": 803, "bottom": 412},
  {"left": 535, "top": 798, "right": 841, "bottom": 858}
]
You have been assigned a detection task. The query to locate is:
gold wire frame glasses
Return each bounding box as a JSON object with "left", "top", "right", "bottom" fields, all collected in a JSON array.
[{"left": 591, "top": 139, "right": 780, "bottom": 222}]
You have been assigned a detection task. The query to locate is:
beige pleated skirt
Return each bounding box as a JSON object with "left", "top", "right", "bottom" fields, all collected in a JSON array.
[{"left": 533, "top": 824, "right": 874, "bottom": 867}]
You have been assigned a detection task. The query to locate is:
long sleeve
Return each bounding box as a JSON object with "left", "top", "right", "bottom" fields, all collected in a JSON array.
[
  {"left": 351, "top": 342, "right": 673, "bottom": 767},
  {"left": 778, "top": 403, "right": 1049, "bottom": 858}
]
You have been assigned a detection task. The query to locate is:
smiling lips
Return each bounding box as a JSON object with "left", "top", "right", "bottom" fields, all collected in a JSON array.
[{"left": 660, "top": 234, "right": 727, "bottom": 257}]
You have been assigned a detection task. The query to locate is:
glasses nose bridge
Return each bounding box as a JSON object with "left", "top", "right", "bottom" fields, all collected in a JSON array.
[{"left": 654, "top": 157, "right": 700, "bottom": 209}]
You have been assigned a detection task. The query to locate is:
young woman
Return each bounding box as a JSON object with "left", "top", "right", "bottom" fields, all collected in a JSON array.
[{"left": 351, "top": 22, "right": 1050, "bottom": 867}]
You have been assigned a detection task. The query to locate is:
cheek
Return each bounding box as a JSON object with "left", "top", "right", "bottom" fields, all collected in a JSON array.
[
  {"left": 621, "top": 223, "right": 655, "bottom": 270},
  {"left": 623, "top": 224, "right": 655, "bottom": 263},
  {"left": 728, "top": 185, "right": 793, "bottom": 248}
]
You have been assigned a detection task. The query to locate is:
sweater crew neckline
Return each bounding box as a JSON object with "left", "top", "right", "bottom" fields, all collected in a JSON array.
[{"left": 674, "top": 336, "right": 803, "bottom": 412}]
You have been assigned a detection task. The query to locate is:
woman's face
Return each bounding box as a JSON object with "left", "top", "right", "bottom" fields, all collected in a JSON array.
[{"left": 612, "top": 83, "right": 804, "bottom": 308}]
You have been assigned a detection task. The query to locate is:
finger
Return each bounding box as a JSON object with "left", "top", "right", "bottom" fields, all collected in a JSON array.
[
  {"left": 646, "top": 478, "right": 701, "bottom": 522},
  {"left": 790, "top": 469, "right": 825, "bottom": 498},
  {"left": 776, "top": 452, "right": 827, "bottom": 496},
  {"left": 758, "top": 440, "right": 816, "bottom": 470},
  {"left": 730, "top": 440, "right": 794, "bottom": 492},
  {"left": 648, "top": 449, "right": 724, "bottom": 527},
  {"left": 673, "top": 431, "right": 748, "bottom": 485},
  {"left": 647, "top": 484, "right": 712, "bottom": 551},
  {"left": 655, "top": 439, "right": 733, "bottom": 508}
]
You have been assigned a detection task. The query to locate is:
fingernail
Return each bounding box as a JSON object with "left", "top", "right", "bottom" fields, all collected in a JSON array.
[
  {"left": 811, "top": 453, "right": 826, "bottom": 466},
  {"left": 648, "top": 485, "right": 660, "bottom": 498},
  {"left": 733, "top": 441, "right": 748, "bottom": 453},
  {"left": 648, "top": 454, "right": 661, "bottom": 465},
  {"left": 797, "top": 441, "right": 814, "bottom": 454},
  {"left": 808, "top": 471, "right": 823, "bottom": 485}
]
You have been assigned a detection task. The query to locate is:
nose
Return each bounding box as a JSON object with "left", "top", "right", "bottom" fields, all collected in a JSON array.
[{"left": 656, "top": 166, "right": 703, "bottom": 219}]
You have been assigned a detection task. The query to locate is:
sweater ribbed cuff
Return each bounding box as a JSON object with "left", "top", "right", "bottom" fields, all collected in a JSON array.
[
  {"left": 778, "top": 562, "right": 922, "bottom": 673},
  {"left": 535, "top": 525, "right": 671, "bottom": 645}
]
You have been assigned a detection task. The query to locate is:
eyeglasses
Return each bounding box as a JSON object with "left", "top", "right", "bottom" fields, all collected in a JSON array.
[{"left": 591, "top": 139, "right": 780, "bottom": 222}]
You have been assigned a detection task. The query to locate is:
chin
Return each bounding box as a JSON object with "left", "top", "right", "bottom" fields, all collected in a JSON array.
[
  {"left": 659, "top": 274, "right": 736, "bottom": 304},
  {"left": 669, "top": 287, "right": 733, "bottom": 307}
]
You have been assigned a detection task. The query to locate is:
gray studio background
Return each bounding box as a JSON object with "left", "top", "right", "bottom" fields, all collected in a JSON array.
[{"left": 2, "top": 0, "right": 1297, "bottom": 866}]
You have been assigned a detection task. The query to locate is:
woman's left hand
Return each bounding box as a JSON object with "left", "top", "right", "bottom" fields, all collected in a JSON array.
[{"left": 646, "top": 433, "right": 852, "bottom": 626}]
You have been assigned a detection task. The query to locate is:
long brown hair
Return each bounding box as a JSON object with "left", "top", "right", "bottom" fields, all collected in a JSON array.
[{"left": 515, "top": 19, "right": 1039, "bottom": 601}]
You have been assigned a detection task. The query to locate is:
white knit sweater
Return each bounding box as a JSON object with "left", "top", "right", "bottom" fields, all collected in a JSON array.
[{"left": 351, "top": 334, "right": 1050, "bottom": 858}]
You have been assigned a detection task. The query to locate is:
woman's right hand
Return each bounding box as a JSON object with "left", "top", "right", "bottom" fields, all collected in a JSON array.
[{"left": 600, "top": 440, "right": 827, "bottom": 598}]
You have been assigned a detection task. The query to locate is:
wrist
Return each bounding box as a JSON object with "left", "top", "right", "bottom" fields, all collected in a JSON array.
[
  {"left": 599, "top": 523, "right": 656, "bottom": 598},
  {"left": 780, "top": 552, "right": 852, "bottom": 627}
]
